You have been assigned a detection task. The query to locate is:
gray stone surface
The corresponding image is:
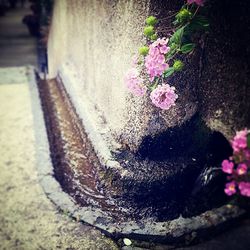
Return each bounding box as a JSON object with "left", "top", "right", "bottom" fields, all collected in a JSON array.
[
  {"left": 0, "top": 66, "right": 118, "bottom": 250},
  {"left": 0, "top": 6, "right": 118, "bottom": 250}
]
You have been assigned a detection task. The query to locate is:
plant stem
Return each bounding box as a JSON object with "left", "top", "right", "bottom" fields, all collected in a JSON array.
[
  {"left": 159, "top": 11, "right": 178, "bottom": 20},
  {"left": 192, "top": 6, "right": 200, "bottom": 19}
]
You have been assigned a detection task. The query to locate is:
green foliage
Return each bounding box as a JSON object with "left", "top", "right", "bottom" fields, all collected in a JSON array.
[
  {"left": 150, "top": 34, "right": 157, "bottom": 41},
  {"left": 170, "top": 42, "right": 177, "bottom": 50},
  {"left": 166, "top": 48, "right": 177, "bottom": 60},
  {"left": 139, "top": 5, "right": 209, "bottom": 83},
  {"left": 186, "top": 15, "right": 209, "bottom": 32},
  {"left": 144, "top": 26, "right": 155, "bottom": 37},
  {"left": 180, "top": 43, "right": 195, "bottom": 53},
  {"left": 194, "top": 15, "right": 209, "bottom": 27},
  {"left": 146, "top": 16, "right": 158, "bottom": 26},
  {"left": 139, "top": 46, "right": 149, "bottom": 56},
  {"left": 169, "top": 27, "right": 184, "bottom": 46},
  {"left": 173, "top": 60, "right": 184, "bottom": 71},
  {"left": 163, "top": 67, "right": 175, "bottom": 78},
  {"left": 148, "top": 78, "right": 159, "bottom": 91},
  {"left": 176, "top": 8, "right": 192, "bottom": 24}
]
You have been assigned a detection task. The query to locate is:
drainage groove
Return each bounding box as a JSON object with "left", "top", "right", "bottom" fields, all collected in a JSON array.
[{"left": 36, "top": 76, "right": 245, "bottom": 242}]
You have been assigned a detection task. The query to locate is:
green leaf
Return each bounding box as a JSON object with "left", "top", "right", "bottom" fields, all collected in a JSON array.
[
  {"left": 180, "top": 43, "right": 195, "bottom": 53},
  {"left": 175, "top": 8, "right": 192, "bottom": 24},
  {"left": 247, "top": 133, "right": 250, "bottom": 149},
  {"left": 173, "top": 19, "right": 179, "bottom": 26},
  {"left": 169, "top": 26, "right": 184, "bottom": 45},
  {"left": 194, "top": 15, "right": 209, "bottom": 26},
  {"left": 146, "top": 16, "right": 158, "bottom": 26},
  {"left": 148, "top": 79, "right": 159, "bottom": 91},
  {"left": 163, "top": 67, "right": 175, "bottom": 78},
  {"left": 150, "top": 33, "right": 157, "bottom": 41},
  {"left": 139, "top": 46, "right": 149, "bottom": 56},
  {"left": 144, "top": 26, "right": 154, "bottom": 37},
  {"left": 187, "top": 15, "right": 209, "bottom": 32},
  {"left": 173, "top": 60, "right": 184, "bottom": 71},
  {"left": 166, "top": 48, "right": 177, "bottom": 60}
]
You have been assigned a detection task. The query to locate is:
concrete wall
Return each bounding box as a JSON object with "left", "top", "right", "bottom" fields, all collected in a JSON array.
[
  {"left": 47, "top": 0, "right": 250, "bottom": 153},
  {"left": 48, "top": 0, "right": 154, "bottom": 152}
]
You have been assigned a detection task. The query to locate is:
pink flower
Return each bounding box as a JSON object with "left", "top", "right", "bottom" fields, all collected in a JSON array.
[
  {"left": 149, "top": 47, "right": 158, "bottom": 56},
  {"left": 222, "top": 129, "right": 250, "bottom": 198},
  {"left": 160, "top": 45, "right": 170, "bottom": 54},
  {"left": 145, "top": 38, "right": 170, "bottom": 81},
  {"left": 157, "top": 54, "right": 165, "bottom": 63},
  {"left": 152, "top": 38, "right": 169, "bottom": 47},
  {"left": 187, "top": 0, "right": 205, "bottom": 6},
  {"left": 238, "top": 182, "right": 250, "bottom": 197},
  {"left": 221, "top": 159, "right": 234, "bottom": 174},
  {"left": 231, "top": 128, "right": 248, "bottom": 153},
  {"left": 150, "top": 84, "right": 178, "bottom": 110},
  {"left": 224, "top": 181, "right": 237, "bottom": 196},
  {"left": 236, "top": 163, "right": 248, "bottom": 175},
  {"left": 125, "top": 68, "right": 146, "bottom": 96}
]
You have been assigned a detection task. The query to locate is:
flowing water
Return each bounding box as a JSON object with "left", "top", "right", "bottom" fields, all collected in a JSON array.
[{"left": 38, "top": 77, "right": 232, "bottom": 222}]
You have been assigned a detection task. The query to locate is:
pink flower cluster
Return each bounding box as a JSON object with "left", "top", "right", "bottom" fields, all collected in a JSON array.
[
  {"left": 225, "top": 181, "right": 250, "bottom": 197},
  {"left": 231, "top": 129, "right": 248, "bottom": 152},
  {"left": 239, "top": 182, "right": 250, "bottom": 197},
  {"left": 150, "top": 84, "right": 178, "bottom": 110},
  {"left": 124, "top": 68, "right": 146, "bottom": 96},
  {"left": 145, "top": 38, "right": 170, "bottom": 81},
  {"left": 187, "top": 0, "right": 205, "bottom": 6},
  {"left": 222, "top": 129, "right": 250, "bottom": 197}
]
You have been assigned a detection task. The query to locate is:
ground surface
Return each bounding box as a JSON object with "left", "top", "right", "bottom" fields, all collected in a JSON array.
[
  {"left": 0, "top": 5, "right": 37, "bottom": 67},
  {"left": 0, "top": 5, "right": 118, "bottom": 250},
  {"left": 0, "top": 4, "right": 250, "bottom": 250},
  {"left": 0, "top": 67, "right": 118, "bottom": 250}
]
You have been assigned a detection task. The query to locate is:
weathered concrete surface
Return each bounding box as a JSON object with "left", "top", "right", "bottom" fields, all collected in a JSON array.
[
  {"left": 0, "top": 67, "right": 118, "bottom": 250},
  {"left": 47, "top": 0, "right": 152, "bottom": 152},
  {"left": 121, "top": 219, "right": 250, "bottom": 250},
  {"left": 48, "top": 0, "right": 250, "bottom": 153},
  {"left": 199, "top": 0, "right": 250, "bottom": 138}
]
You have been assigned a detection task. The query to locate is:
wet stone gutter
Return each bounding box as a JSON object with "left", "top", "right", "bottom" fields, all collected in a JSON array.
[{"left": 30, "top": 67, "right": 246, "bottom": 244}]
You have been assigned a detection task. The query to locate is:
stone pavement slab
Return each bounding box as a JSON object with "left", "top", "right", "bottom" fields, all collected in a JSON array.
[{"left": 0, "top": 66, "right": 118, "bottom": 250}]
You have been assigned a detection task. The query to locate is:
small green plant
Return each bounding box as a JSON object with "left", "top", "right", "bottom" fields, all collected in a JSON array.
[{"left": 125, "top": 0, "right": 209, "bottom": 110}]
